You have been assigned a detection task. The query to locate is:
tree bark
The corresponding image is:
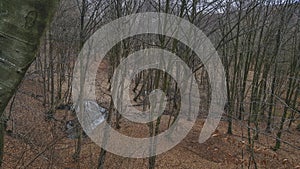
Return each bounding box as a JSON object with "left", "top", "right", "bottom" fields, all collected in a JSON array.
[{"left": 0, "top": 0, "right": 59, "bottom": 166}]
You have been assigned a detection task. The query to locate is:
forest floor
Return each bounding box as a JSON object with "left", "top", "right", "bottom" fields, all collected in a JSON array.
[
  {"left": 2, "top": 61, "right": 300, "bottom": 169},
  {"left": 2, "top": 78, "right": 300, "bottom": 169}
]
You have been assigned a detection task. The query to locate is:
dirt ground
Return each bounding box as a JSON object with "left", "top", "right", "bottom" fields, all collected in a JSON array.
[{"left": 2, "top": 63, "right": 300, "bottom": 169}]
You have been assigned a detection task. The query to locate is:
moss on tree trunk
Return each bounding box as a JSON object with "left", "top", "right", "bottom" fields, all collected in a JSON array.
[{"left": 0, "top": 0, "right": 59, "bottom": 166}]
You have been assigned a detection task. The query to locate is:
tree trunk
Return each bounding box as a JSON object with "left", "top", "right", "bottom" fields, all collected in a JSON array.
[{"left": 0, "top": 0, "right": 59, "bottom": 166}]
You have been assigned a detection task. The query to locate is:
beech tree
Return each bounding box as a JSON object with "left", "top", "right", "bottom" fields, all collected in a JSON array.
[{"left": 0, "top": 0, "right": 59, "bottom": 166}]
